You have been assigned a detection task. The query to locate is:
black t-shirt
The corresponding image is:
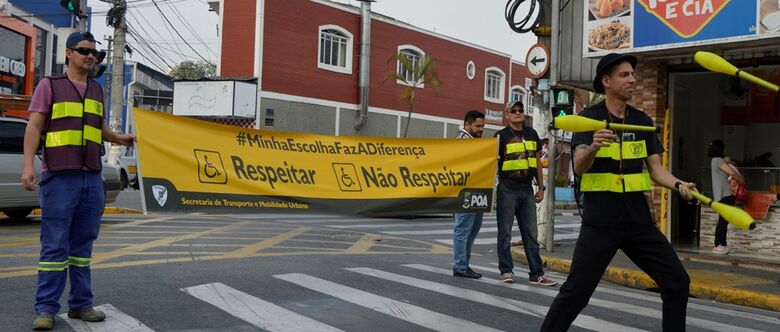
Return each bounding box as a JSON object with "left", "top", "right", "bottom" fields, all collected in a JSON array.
[
  {"left": 494, "top": 126, "right": 541, "bottom": 184},
  {"left": 572, "top": 101, "right": 663, "bottom": 226}
]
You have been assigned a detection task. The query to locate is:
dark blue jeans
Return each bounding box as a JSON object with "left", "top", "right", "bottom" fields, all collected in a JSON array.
[
  {"left": 496, "top": 180, "right": 544, "bottom": 279},
  {"left": 35, "top": 171, "right": 104, "bottom": 314}
]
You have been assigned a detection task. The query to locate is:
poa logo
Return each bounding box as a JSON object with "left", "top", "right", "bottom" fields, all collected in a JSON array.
[
  {"left": 461, "top": 191, "right": 489, "bottom": 209},
  {"left": 152, "top": 185, "right": 168, "bottom": 207}
]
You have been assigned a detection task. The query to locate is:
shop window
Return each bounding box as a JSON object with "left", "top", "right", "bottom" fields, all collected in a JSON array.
[{"left": 318, "top": 25, "right": 353, "bottom": 74}]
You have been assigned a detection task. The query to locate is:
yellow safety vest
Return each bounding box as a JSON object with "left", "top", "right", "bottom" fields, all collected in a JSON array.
[{"left": 580, "top": 140, "right": 651, "bottom": 193}]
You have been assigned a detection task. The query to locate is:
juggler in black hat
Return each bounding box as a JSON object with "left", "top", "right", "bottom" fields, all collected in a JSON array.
[{"left": 593, "top": 53, "right": 637, "bottom": 93}]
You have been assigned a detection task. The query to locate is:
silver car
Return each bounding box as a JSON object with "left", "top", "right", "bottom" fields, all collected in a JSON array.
[{"left": 0, "top": 116, "right": 121, "bottom": 220}]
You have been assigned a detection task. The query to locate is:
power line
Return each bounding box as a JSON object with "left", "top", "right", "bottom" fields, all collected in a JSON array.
[
  {"left": 149, "top": 0, "right": 210, "bottom": 62},
  {"left": 126, "top": 28, "right": 176, "bottom": 68},
  {"left": 163, "top": 0, "right": 217, "bottom": 57},
  {"left": 126, "top": 11, "right": 189, "bottom": 63}
]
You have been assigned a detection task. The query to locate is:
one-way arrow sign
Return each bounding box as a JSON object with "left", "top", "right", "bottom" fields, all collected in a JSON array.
[
  {"left": 525, "top": 44, "right": 550, "bottom": 78},
  {"left": 530, "top": 56, "right": 546, "bottom": 66}
]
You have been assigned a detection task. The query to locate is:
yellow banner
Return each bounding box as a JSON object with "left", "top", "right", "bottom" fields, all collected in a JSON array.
[{"left": 133, "top": 108, "right": 497, "bottom": 214}]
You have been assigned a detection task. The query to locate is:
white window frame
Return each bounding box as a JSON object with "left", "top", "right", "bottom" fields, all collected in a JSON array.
[
  {"left": 396, "top": 44, "right": 425, "bottom": 88},
  {"left": 510, "top": 85, "right": 526, "bottom": 104},
  {"left": 466, "top": 60, "right": 475, "bottom": 80},
  {"left": 317, "top": 25, "right": 353, "bottom": 74},
  {"left": 484, "top": 67, "right": 506, "bottom": 104}
]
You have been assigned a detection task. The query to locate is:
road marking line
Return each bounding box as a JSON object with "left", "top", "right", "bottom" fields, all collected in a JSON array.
[
  {"left": 183, "top": 282, "right": 343, "bottom": 332},
  {"left": 326, "top": 221, "right": 469, "bottom": 229},
  {"left": 225, "top": 226, "right": 311, "bottom": 257},
  {"left": 381, "top": 224, "right": 579, "bottom": 235},
  {"left": 352, "top": 267, "right": 644, "bottom": 332},
  {"left": 274, "top": 273, "right": 502, "bottom": 332},
  {"left": 345, "top": 234, "right": 381, "bottom": 253},
  {"left": 91, "top": 221, "right": 256, "bottom": 265},
  {"left": 464, "top": 264, "right": 757, "bottom": 332},
  {"left": 59, "top": 304, "right": 154, "bottom": 332},
  {"left": 507, "top": 265, "right": 780, "bottom": 324}
]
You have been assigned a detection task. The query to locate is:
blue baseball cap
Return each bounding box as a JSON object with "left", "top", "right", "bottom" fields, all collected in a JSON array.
[{"left": 66, "top": 31, "right": 99, "bottom": 48}]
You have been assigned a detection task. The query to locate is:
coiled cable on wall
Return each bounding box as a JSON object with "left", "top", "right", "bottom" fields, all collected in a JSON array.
[{"left": 505, "top": 0, "right": 542, "bottom": 34}]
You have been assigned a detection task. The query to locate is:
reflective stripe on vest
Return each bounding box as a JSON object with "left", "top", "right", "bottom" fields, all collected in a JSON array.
[
  {"left": 51, "top": 99, "right": 103, "bottom": 120},
  {"left": 45, "top": 125, "right": 102, "bottom": 147},
  {"left": 503, "top": 141, "right": 538, "bottom": 171},
  {"left": 580, "top": 172, "right": 652, "bottom": 192},
  {"left": 594, "top": 141, "right": 647, "bottom": 160}
]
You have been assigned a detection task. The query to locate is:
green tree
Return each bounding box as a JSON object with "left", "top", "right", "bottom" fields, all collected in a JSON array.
[
  {"left": 384, "top": 53, "right": 440, "bottom": 138},
  {"left": 169, "top": 60, "right": 216, "bottom": 80}
]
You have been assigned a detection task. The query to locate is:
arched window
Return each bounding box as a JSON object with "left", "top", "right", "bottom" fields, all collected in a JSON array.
[
  {"left": 484, "top": 67, "right": 506, "bottom": 103},
  {"left": 396, "top": 45, "right": 425, "bottom": 87},
  {"left": 510, "top": 86, "right": 526, "bottom": 105},
  {"left": 318, "top": 25, "right": 353, "bottom": 74}
]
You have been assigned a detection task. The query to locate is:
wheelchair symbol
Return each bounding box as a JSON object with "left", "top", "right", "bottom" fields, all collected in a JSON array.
[
  {"left": 332, "top": 163, "right": 361, "bottom": 192},
  {"left": 339, "top": 167, "right": 354, "bottom": 187},
  {"left": 194, "top": 149, "right": 227, "bottom": 184},
  {"left": 203, "top": 155, "right": 221, "bottom": 178}
]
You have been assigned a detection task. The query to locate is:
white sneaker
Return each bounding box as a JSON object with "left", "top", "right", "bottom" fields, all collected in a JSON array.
[
  {"left": 500, "top": 272, "right": 514, "bottom": 283},
  {"left": 711, "top": 245, "right": 729, "bottom": 255}
]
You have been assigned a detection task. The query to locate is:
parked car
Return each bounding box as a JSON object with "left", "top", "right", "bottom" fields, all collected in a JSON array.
[
  {"left": 116, "top": 146, "right": 139, "bottom": 190},
  {"left": 0, "top": 116, "right": 121, "bottom": 220}
]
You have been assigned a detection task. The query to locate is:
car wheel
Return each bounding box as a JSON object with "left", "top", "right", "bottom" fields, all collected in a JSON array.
[
  {"left": 2, "top": 208, "right": 33, "bottom": 220},
  {"left": 120, "top": 170, "right": 129, "bottom": 189}
]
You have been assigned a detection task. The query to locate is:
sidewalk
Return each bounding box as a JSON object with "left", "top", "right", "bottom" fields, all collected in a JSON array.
[{"left": 511, "top": 243, "right": 780, "bottom": 312}]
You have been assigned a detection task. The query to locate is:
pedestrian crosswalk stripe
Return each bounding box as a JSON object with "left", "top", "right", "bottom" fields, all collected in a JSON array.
[
  {"left": 347, "top": 267, "right": 644, "bottom": 332},
  {"left": 60, "top": 304, "right": 154, "bottom": 332},
  {"left": 182, "top": 282, "right": 343, "bottom": 332},
  {"left": 346, "top": 267, "right": 545, "bottom": 317},
  {"left": 326, "top": 221, "right": 460, "bottom": 229},
  {"left": 386, "top": 225, "right": 579, "bottom": 236},
  {"left": 401, "top": 265, "right": 649, "bottom": 332},
  {"left": 274, "top": 273, "right": 503, "bottom": 332},
  {"left": 436, "top": 238, "right": 499, "bottom": 245},
  {"left": 382, "top": 227, "right": 505, "bottom": 236},
  {"left": 464, "top": 264, "right": 757, "bottom": 332},
  {"left": 508, "top": 265, "right": 780, "bottom": 325}
]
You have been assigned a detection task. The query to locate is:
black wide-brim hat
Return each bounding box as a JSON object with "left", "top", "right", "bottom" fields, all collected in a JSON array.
[{"left": 593, "top": 53, "right": 637, "bottom": 93}]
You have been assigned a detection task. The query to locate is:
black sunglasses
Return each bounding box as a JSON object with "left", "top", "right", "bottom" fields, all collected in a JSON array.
[
  {"left": 507, "top": 108, "right": 524, "bottom": 114},
  {"left": 70, "top": 47, "right": 106, "bottom": 61}
]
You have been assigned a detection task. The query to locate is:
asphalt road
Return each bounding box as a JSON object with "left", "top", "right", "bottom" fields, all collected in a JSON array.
[{"left": 1, "top": 212, "right": 779, "bottom": 331}]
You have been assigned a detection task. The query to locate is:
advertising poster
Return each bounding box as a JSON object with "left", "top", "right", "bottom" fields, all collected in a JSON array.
[
  {"left": 133, "top": 108, "right": 498, "bottom": 215},
  {"left": 584, "top": 1, "right": 775, "bottom": 56},
  {"left": 759, "top": 0, "right": 780, "bottom": 35}
]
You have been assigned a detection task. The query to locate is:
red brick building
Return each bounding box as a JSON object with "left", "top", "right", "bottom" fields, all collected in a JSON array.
[{"left": 211, "top": 0, "right": 535, "bottom": 137}]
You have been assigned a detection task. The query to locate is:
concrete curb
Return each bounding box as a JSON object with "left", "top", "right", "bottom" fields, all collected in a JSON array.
[
  {"left": 511, "top": 249, "right": 780, "bottom": 312},
  {"left": 32, "top": 207, "right": 144, "bottom": 215}
]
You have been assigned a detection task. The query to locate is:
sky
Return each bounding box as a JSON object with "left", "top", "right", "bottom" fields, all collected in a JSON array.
[{"left": 87, "top": 0, "right": 538, "bottom": 73}]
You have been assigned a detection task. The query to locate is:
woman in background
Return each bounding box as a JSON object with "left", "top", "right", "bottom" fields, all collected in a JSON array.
[{"left": 708, "top": 140, "right": 744, "bottom": 255}]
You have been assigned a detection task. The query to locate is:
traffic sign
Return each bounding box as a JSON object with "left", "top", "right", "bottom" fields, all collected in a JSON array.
[{"left": 525, "top": 44, "right": 550, "bottom": 78}]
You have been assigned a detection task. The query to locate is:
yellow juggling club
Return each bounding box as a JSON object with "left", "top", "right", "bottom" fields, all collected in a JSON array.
[
  {"left": 694, "top": 51, "right": 779, "bottom": 92},
  {"left": 689, "top": 190, "right": 755, "bottom": 230},
  {"left": 553, "top": 115, "right": 658, "bottom": 133}
]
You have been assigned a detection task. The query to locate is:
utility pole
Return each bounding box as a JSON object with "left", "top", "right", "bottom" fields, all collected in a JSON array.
[
  {"left": 104, "top": 36, "right": 114, "bottom": 107},
  {"left": 535, "top": 0, "right": 556, "bottom": 253},
  {"left": 109, "top": 0, "right": 127, "bottom": 132},
  {"left": 78, "top": 0, "right": 87, "bottom": 32}
]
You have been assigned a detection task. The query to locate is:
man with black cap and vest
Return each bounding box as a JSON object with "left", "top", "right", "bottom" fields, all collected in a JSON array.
[
  {"left": 22, "top": 31, "right": 135, "bottom": 331},
  {"left": 540, "top": 53, "right": 696, "bottom": 331}
]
